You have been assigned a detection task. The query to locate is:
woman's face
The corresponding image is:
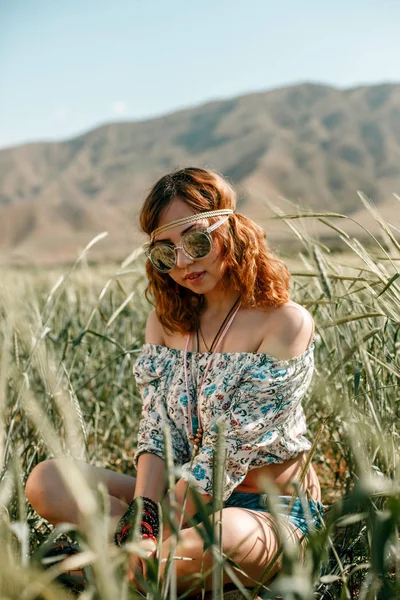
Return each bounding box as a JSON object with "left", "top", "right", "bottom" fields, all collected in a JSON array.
[{"left": 152, "top": 196, "right": 226, "bottom": 294}]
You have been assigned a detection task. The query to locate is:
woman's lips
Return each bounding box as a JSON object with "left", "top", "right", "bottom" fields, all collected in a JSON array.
[{"left": 184, "top": 271, "right": 205, "bottom": 285}]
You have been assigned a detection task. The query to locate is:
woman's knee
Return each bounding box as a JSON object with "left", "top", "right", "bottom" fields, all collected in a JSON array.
[
  {"left": 25, "top": 458, "right": 79, "bottom": 520},
  {"left": 25, "top": 459, "right": 57, "bottom": 515}
]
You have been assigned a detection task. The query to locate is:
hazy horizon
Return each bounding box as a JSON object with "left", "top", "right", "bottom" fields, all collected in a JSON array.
[{"left": 4, "top": 79, "right": 400, "bottom": 151}]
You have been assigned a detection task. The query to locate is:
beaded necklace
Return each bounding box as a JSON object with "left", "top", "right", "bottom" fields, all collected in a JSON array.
[{"left": 183, "top": 298, "right": 241, "bottom": 454}]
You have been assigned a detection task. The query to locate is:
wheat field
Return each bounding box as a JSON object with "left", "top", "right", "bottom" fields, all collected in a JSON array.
[{"left": 0, "top": 200, "right": 399, "bottom": 599}]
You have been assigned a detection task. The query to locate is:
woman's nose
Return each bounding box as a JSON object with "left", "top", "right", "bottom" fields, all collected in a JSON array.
[{"left": 175, "top": 247, "right": 194, "bottom": 269}]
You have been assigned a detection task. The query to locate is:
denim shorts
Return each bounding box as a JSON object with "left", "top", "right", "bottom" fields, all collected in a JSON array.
[{"left": 224, "top": 491, "right": 325, "bottom": 537}]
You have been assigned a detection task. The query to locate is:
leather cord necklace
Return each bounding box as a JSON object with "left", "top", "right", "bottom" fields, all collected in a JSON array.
[
  {"left": 198, "top": 327, "right": 210, "bottom": 352},
  {"left": 197, "top": 296, "right": 241, "bottom": 353},
  {"left": 184, "top": 297, "right": 242, "bottom": 454}
]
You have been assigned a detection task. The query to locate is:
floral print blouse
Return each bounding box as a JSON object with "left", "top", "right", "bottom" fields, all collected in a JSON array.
[{"left": 133, "top": 342, "right": 314, "bottom": 501}]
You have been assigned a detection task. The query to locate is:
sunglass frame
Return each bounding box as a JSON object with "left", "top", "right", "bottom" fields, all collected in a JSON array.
[{"left": 147, "top": 215, "right": 229, "bottom": 273}]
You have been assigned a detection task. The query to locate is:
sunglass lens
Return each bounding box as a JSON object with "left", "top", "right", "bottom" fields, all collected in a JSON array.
[
  {"left": 149, "top": 245, "right": 176, "bottom": 272},
  {"left": 183, "top": 231, "right": 211, "bottom": 259}
]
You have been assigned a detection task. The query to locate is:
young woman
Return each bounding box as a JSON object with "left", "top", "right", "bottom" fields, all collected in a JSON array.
[{"left": 26, "top": 167, "right": 324, "bottom": 594}]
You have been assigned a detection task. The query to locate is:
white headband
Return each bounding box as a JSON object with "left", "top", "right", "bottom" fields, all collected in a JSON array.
[{"left": 150, "top": 209, "right": 234, "bottom": 242}]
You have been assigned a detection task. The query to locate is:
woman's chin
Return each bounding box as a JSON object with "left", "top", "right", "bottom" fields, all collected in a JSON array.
[
  {"left": 190, "top": 278, "right": 226, "bottom": 297},
  {"left": 181, "top": 274, "right": 214, "bottom": 294}
]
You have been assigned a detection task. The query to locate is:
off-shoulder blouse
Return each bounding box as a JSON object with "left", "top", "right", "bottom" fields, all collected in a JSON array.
[{"left": 133, "top": 342, "right": 314, "bottom": 501}]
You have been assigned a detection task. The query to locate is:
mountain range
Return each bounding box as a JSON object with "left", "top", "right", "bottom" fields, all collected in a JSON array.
[{"left": 1, "top": 82, "right": 400, "bottom": 266}]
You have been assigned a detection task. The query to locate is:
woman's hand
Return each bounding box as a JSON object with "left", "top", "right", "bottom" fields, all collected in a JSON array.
[{"left": 127, "top": 537, "right": 157, "bottom": 587}]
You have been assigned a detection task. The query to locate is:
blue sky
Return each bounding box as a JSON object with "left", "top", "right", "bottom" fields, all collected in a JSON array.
[{"left": 0, "top": 0, "right": 399, "bottom": 149}]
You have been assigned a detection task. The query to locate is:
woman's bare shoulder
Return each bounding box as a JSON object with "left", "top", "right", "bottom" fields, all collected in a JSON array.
[
  {"left": 257, "top": 301, "right": 314, "bottom": 360},
  {"left": 145, "top": 310, "right": 165, "bottom": 345}
]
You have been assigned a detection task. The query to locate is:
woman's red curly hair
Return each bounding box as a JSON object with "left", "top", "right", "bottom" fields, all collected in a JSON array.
[{"left": 139, "top": 167, "right": 290, "bottom": 335}]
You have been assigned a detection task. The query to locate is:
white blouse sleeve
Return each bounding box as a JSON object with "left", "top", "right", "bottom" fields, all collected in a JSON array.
[{"left": 133, "top": 345, "right": 190, "bottom": 466}]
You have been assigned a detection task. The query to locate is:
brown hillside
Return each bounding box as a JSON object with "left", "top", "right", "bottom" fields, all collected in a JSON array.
[{"left": 0, "top": 82, "right": 399, "bottom": 266}]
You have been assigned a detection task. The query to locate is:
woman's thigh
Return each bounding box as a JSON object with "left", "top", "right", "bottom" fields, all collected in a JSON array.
[
  {"left": 80, "top": 462, "right": 137, "bottom": 503},
  {"left": 26, "top": 459, "right": 136, "bottom": 523},
  {"left": 161, "top": 507, "right": 302, "bottom": 593}
]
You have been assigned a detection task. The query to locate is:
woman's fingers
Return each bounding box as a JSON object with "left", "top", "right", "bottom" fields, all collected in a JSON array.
[
  {"left": 128, "top": 555, "right": 143, "bottom": 583},
  {"left": 128, "top": 543, "right": 157, "bottom": 585}
]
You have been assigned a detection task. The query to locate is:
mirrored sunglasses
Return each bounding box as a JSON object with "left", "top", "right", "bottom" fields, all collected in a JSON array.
[{"left": 147, "top": 216, "right": 229, "bottom": 273}]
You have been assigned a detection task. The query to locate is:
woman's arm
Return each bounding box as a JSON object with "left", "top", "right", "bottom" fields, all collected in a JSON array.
[
  {"left": 174, "top": 478, "right": 212, "bottom": 524},
  {"left": 134, "top": 453, "right": 167, "bottom": 502},
  {"left": 157, "top": 478, "right": 212, "bottom": 543},
  {"left": 124, "top": 312, "right": 169, "bottom": 582},
  {"left": 124, "top": 308, "right": 166, "bottom": 581}
]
